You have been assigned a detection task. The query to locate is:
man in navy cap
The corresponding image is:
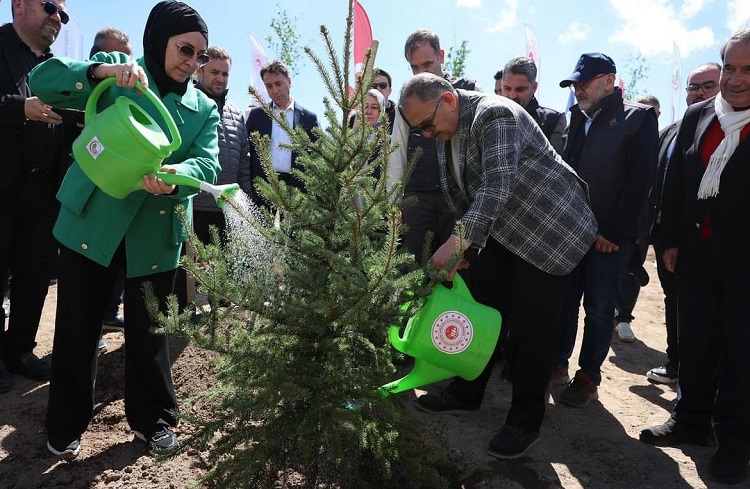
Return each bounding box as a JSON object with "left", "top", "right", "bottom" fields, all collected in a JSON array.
[{"left": 550, "top": 53, "right": 659, "bottom": 407}]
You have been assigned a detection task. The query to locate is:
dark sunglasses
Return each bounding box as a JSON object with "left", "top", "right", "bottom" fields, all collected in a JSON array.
[
  {"left": 371, "top": 82, "right": 389, "bottom": 90},
  {"left": 41, "top": 1, "right": 69, "bottom": 24},
  {"left": 175, "top": 42, "right": 210, "bottom": 67}
]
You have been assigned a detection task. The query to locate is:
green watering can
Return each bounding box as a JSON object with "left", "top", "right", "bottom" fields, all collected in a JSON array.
[
  {"left": 72, "top": 77, "right": 239, "bottom": 207},
  {"left": 380, "top": 274, "right": 502, "bottom": 396}
]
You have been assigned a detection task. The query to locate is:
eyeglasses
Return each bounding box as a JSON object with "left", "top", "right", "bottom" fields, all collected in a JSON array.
[
  {"left": 41, "top": 1, "right": 69, "bottom": 24},
  {"left": 686, "top": 81, "right": 718, "bottom": 93},
  {"left": 416, "top": 97, "right": 442, "bottom": 135},
  {"left": 175, "top": 42, "right": 210, "bottom": 67},
  {"left": 371, "top": 82, "right": 389, "bottom": 90},
  {"left": 569, "top": 73, "right": 608, "bottom": 92}
]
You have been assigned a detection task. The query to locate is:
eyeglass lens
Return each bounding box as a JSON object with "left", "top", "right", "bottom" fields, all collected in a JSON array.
[{"left": 42, "top": 1, "right": 69, "bottom": 24}]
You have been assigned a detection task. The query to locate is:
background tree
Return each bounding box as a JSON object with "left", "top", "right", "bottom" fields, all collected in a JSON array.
[
  {"left": 265, "top": 4, "right": 305, "bottom": 76},
  {"left": 156, "top": 1, "right": 456, "bottom": 488},
  {"left": 622, "top": 49, "right": 650, "bottom": 100},
  {"left": 443, "top": 40, "right": 470, "bottom": 78}
]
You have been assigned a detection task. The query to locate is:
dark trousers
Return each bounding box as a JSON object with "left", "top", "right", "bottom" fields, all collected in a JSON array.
[
  {"left": 0, "top": 174, "right": 59, "bottom": 358},
  {"left": 653, "top": 231, "right": 679, "bottom": 364},
  {"left": 673, "top": 240, "right": 750, "bottom": 450},
  {"left": 46, "top": 244, "right": 178, "bottom": 442},
  {"left": 193, "top": 209, "right": 227, "bottom": 245},
  {"left": 614, "top": 239, "right": 649, "bottom": 323},
  {"left": 401, "top": 189, "right": 456, "bottom": 266},
  {"left": 447, "top": 238, "right": 566, "bottom": 433},
  {"left": 556, "top": 239, "right": 636, "bottom": 384}
]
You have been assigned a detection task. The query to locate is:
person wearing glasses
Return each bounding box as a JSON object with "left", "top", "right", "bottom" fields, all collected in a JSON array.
[
  {"left": 246, "top": 60, "right": 319, "bottom": 210},
  {"left": 28, "top": 0, "right": 219, "bottom": 460},
  {"left": 551, "top": 53, "right": 658, "bottom": 408},
  {"left": 399, "top": 72, "right": 597, "bottom": 459},
  {"left": 371, "top": 68, "right": 396, "bottom": 132},
  {"left": 0, "top": 0, "right": 71, "bottom": 393},
  {"left": 640, "top": 28, "right": 750, "bottom": 485},
  {"left": 643, "top": 62, "right": 719, "bottom": 386}
]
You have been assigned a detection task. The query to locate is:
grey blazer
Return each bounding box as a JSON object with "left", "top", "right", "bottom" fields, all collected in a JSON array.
[{"left": 437, "top": 90, "right": 597, "bottom": 276}]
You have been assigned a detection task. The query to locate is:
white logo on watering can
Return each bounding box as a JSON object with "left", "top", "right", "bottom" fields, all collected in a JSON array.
[
  {"left": 431, "top": 311, "right": 473, "bottom": 354},
  {"left": 87, "top": 136, "right": 104, "bottom": 159}
]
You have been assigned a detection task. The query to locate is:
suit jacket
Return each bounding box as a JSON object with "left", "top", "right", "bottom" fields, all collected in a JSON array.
[
  {"left": 437, "top": 90, "right": 597, "bottom": 276},
  {"left": 245, "top": 102, "right": 318, "bottom": 206},
  {"left": 661, "top": 97, "right": 750, "bottom": 276},
  {"left": 649, "top": 121, "right": 681, "bottom": 244},
  {"left": 29, "top": 52, "right": 220, "bottom": 278}
]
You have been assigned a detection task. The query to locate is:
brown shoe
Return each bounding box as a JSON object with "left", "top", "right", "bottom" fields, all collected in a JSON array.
[{"left": 559, "top": 370, "right": 598, "bottom": 407}]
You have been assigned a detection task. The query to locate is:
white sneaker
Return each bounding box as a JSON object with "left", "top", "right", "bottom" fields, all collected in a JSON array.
[{"left": 615, "top": 321, "right": 635, "bottom": 342}]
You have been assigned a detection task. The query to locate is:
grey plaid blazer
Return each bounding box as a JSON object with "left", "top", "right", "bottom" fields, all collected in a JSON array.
[{"left": 437, "top": 91, "right": 597, "bottom": 276}]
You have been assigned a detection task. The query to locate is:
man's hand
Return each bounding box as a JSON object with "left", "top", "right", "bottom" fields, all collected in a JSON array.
[
  {"left": 663, "top": 247, "right": 678, "bottom": 273},
  {"left": 24, "top": 96, "right": 62, "bottom": 124},
  {"left": 594, "top": 234, "right": 619, "bottom": 253},
  {"left": 429, "top": 235, "right": 472, "bottom": 280}
]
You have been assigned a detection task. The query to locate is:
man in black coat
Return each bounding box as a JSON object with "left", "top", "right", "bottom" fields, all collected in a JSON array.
[
  {"left": 245, "top": 60, "right": 318, "bottom": 209},
  {"left": 0, "top": 0, "right": 71, "bottom": 392}
]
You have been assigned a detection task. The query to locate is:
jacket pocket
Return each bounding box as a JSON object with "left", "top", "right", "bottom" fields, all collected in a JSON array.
[{"left": 56, "top": 163, "right": 96, "bottom": 216}]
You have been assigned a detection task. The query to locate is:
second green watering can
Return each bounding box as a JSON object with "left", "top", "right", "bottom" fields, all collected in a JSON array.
[
  {"left": 380, "top": 274, "right": 502, "bottom": 396},
  {"left": 72, "top": 77, "right": 183, "bottom": 199}
]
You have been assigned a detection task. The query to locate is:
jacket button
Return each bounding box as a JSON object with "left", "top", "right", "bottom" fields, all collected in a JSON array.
[
  {"left": 81, "top": 243, "right": 88, "bottom": 250},
  {"left": 159, "top": 209, "right": 166, "bottom": 215},
  {"left": 151, "top": 264, "right": 158, "bottom": 270},
  {"left": 75, "top": 82, "right": 83, "bottom": 90},
  {"left": 695, "top": 222, "right": 701, "bottom": 229}
]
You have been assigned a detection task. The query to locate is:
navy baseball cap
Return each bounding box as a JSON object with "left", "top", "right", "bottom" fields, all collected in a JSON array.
[{"left": 559, "top": 53, "right": 617, "bottom": 88}]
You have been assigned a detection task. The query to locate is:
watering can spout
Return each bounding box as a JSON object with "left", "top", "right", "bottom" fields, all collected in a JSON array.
[{"left": 379, "top": 362, "right": 455, "bottom": 397}]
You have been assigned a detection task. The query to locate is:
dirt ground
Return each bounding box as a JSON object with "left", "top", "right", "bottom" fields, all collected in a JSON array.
[{"left": 0, "top": 248, "right": 737, "bottom": 488}]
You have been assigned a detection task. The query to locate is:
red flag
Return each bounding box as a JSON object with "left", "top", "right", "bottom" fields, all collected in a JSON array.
[{"left": 353, "top": 0, "right": 373, "bottom": 73}]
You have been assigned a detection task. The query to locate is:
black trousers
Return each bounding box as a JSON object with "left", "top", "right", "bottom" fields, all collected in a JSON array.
[
  {"left": 193, "top": 209, "right": 227, "bottom": 245},
  {"left": 447, "top": 238, "right": 566, "bottom": 433},
  {"left": 46, "top": 244, "right": 178, "bottom": 442},
  {"left": 653, "top": 231, "right": 679, "bottom": 365},
  {"left": 0, "top": 174, "right": 59, "bottom": 358},
  {"left": 401, "top": 189, "right": 456, "bottom": 266},
  {"left": 674, "top": 240, "right": 750, "bottom": 450}
]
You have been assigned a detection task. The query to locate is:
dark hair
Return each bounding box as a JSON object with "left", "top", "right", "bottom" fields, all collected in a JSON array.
[
  {"left": 207, "top": 46, "right": 231, "bottom": 64},
  {"left": 720, "top": 26, "right": 750, "bottom": 61},
  {"left": 503, "top": 56, "right": 538, "bottom": 84},
  {"left": 404, "top": 29, "right": 440, "bottom": 60},
  {"left": 375, "top": 68, "right": 392, "bottom": 87},
  {"left": 493, "top": 70, "right": 503, "bottom": 80},
  {"left": 260, "top": 60, "right": 290, "bottom": 79},
  {"left": 90, "top": 27, "right": 130, "bottom": 58}
]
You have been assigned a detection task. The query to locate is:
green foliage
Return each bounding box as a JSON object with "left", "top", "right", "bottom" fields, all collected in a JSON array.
[
  {"left": 264, "top": 4, "right": 305, "bottom": 76},
  {"left": 154, "top": 1, "right": 456, "bottom": 488},
  {"left": 443, "top": 40, "right": 471, "bottom": 78},
  {"left": 622, "top": 49, "right": 650, "bottom": 100}
]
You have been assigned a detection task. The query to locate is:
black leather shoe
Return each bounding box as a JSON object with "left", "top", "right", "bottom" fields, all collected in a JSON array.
[
  {"left": 639, "top": 417, "right": 716, "bottom": 447},
  {"left": 708, "top": 446, "right": 750, "bottom": 485},
  {"left": 6, "top": 351, "right": 50, "bottom": 381},
  {"left": 0, "top": 360, "right": 11, "bottom": 393}
]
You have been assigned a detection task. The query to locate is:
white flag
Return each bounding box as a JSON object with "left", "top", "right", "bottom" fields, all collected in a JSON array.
[
  {"left": 671, "top": 42, "right": 682, "bottom": 123},
  {"left": 248, "top": 34, "right": 270, "bottom": 106},
  {"left": 51, "top": 14, "right": 84, "bottom": 60}
]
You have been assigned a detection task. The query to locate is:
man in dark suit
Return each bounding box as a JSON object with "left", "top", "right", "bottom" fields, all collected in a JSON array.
[
  {"left": 639, "top": 28, "right": 750, "bottom": 485},
  {"left": 644, "top": 62, "right": 720, "bottom": 384},
  {"left": 400, "top": 73, "right": 597, "bottom": 460},
  {"left": 246, "top": 60, "right": 318, "bottom": 209},
  {"left": 0, "top": 0, "right": 70, "bottom": 392}
]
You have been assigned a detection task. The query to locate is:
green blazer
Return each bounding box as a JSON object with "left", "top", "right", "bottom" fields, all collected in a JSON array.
[{"left": 29, "top": 53, "right": 220, "bottom": 278}]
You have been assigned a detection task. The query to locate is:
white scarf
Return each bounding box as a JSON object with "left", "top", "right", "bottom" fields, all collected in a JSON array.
[{"left": 697, "top": 93, "right": 750, "bottom": 199}]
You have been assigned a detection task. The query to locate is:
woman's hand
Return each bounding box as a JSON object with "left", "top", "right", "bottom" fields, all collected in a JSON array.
[
  {"left": 142, "top": 165, "right": 177, "bottom": 195},
  {"left": 92, "top": 62, "right": 149, "bottom": 90}
]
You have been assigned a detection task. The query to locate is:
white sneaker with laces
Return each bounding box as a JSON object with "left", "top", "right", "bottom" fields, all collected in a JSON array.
[{"left": 615, "top": 321, "right": 635, "bottom": 342}]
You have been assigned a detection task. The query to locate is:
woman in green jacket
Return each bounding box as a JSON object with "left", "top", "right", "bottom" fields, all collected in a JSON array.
[{"left": 29, "top": 1, "right": 219, "bottom": 461}]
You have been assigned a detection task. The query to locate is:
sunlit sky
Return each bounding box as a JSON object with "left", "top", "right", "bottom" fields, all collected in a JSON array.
[{"left": 3, "top": 0, "right": 748, "bottom": 128}]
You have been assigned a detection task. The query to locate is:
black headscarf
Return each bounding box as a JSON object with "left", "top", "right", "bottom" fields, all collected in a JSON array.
[{"left": 143, "top": 1, "right": 209, "bottom": 96}]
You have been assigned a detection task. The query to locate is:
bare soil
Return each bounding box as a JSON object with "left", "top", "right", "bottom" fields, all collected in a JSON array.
[{"left": 0, "top": 249, "right": 734, "bottom": 488}]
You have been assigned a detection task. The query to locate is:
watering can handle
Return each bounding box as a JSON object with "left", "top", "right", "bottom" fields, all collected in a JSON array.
[
  {"left": 84, "top": 77, "right": 182, "bottom": 153},
  {"left": 449, "top": 274, "right": 472, "bottom": 299}
]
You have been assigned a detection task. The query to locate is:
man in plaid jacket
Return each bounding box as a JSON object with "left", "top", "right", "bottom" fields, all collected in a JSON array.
[{"left": 399, "top": 73, "right": 597, "bottom": 459}]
